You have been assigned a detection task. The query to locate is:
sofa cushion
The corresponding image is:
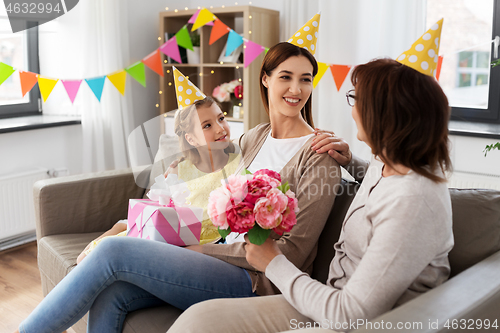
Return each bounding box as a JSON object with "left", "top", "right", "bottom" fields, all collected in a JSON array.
[
  {"left": 312, "top": 179, "right": 360, "bottom": 284},
  {"left": 448, "top": 188, "right": 500, "bottom": 277}
]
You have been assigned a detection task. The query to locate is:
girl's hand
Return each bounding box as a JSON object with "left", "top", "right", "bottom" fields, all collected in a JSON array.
[
  {"left": 312, "top": 128, "right": 352, "bottom": 166},
  {"left": 164, "top": 160, "right": 179, "bottom": 178},
  {"left": 244, "top": 236, "right": 282, "bottom": 272}
]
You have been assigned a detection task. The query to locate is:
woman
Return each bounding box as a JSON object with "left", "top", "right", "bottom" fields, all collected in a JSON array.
[
  {"left": 166, "top": 58, "right": 454, "bottom": 333},
  {"left": 15, "top": 42, "right": 341, "bottom": 333}
]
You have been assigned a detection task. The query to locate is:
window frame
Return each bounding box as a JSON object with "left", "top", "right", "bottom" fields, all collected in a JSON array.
[
  {"left": 0, "top": 21, "right": 40, "bottom": 119},
  {"left": 450, "top": 0, "right": 500, "bottom": 124}
]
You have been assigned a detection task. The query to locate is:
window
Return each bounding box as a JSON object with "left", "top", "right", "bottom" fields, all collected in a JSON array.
[
  {"left": 427, "top": 0, "right": 500, "bottom": 123},
  {"left": 0, "top": 11, "right": 40, "bottom": 119}
]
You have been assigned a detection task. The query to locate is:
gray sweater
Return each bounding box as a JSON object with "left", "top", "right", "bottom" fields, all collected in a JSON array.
[{"left": 266, "top": 155, "right": 454, "bottom": 326}]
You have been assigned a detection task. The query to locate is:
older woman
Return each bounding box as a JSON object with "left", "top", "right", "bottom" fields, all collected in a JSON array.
[{"left": 167, "top": 57, "right": 454, "bottom": 333}]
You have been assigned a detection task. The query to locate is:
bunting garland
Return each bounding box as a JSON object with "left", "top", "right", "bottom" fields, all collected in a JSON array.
[{"left": 0, "top": 7, "right": 447, "bottom": 105}]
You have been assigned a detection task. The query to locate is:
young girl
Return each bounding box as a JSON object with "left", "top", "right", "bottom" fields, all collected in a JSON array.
[{"left": 76, "top": 96, "right": 239, "bottom": 263}]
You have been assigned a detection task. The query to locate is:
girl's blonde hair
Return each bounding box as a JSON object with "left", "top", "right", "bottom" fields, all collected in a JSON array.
[{"left": 174, "top": 96, "right": 234, "bottom": 165}]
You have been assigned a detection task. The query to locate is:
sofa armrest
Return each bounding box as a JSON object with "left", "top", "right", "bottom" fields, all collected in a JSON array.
[
  {"left": 353, "top": 250, "right": 500, "bottom": 332},
  {"left": 34, "top": 168, "right": 146, "bottom": 241}
]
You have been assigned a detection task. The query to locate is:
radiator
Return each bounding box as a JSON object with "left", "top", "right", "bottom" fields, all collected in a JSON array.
[
  {"left": 0, "top": 167, "right": 49, "bottom": 250},
  {"left": 448, "top": 171, "right": 500, "bottom": 190}
]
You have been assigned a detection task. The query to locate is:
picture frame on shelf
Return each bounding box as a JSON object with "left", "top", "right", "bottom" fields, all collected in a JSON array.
[{"left": 218, "top": 43, "right": 243, "bottom": 63}]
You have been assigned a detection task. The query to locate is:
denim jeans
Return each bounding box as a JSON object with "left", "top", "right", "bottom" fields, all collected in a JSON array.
[{"left": 20, "top": 237, "right": 255, "bottom": 333}]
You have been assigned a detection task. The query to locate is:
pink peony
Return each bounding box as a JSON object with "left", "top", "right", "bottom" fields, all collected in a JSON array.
[
  {"left": 223, "top": 174, "right": 250, "bottom": 204},
  {"left": 234, "top": 85, "right": 243, "bottom": 99},
  {"left": 273, "top": 193, "right": 299, "bottom": 235},
  {"left": 207, "top": 186, "right": 231, "bottom": 229},
  {"left": 213, "top": 85, "right": 230, "bottom": 103},
  {"left": 285, "top": 189, "right": 299, "bottom": 214},
  {"left": 245, "top": 177, "right": 273, "bottom": 205},
  {"left": 254, "top": 188, "right": 288, "bottom": 229},
  {"left": 254, "top": 169, "right": 281, "bottom": 182},
  {"left": 226, "top": 201, "right": 255, "bottom": 233}
]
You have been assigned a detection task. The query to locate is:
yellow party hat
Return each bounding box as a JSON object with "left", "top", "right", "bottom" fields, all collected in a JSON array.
[
  {"left": 172, "top": 66, "right": 206, "bottom": 110},
  {"left": 287, "top": 12, "right": 321, "bottom": 55},
  {"left": 396, "top": 18, "right": 443, "bottom": 77}
]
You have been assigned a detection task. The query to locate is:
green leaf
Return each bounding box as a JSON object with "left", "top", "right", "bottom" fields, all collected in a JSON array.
[
  {"left": 218, "top": 227, "right": 231, "bottom": 239},
  {"left": 277, "top": 181, "right": 290, "bottom": 194},
  {"left": 484, "top": 142, "right": 500, "bottom": 156},
  {"left": 492, "top": 59, "right": 500, "bottom": 68},
  {"left": 247, "top": 224, "right": 272, "bottom": 245},
  {"left": 242, "top": 168, "right": 253, "bottom": 175}
]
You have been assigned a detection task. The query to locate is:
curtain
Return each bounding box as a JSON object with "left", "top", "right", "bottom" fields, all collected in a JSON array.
[
  {"left": 282, "top": 0, "right": 426, "bottom": 160},
  {"left": 39, "top": 0, "right": 133, "bottom": 173}
]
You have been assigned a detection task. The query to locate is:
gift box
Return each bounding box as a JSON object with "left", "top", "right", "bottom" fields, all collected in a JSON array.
[{"left": 127, "top": 199, "right": 203, "bottom": 246}]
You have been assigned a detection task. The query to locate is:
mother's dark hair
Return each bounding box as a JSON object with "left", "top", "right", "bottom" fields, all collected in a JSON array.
[
  {"left": 351, "top": 58, "right": 451, "bottom": 182},
  {"left": 260, "top": 42, "right": 318, "bottom": 128}
]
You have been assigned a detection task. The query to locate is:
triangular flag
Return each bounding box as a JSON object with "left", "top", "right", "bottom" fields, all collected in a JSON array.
[
  {"left": 313, "top": 62, "right": 329, "bottom": 89},
  {"left": 265, "top": 47, "right": 269, "bottom": 54},
  {"left": 436, "top": 56, "right": 444, "bottom": 81},
  {"left": 188, "top": 9, "right": 200, "bottom": 24},
  {"left": 175, "top": 25, "right": 194, "bottom": 51},
  {"left": 38, "top": 77, "right": 59, "bottom": 102},
  {"left": 244, "top": 39, "right": 264, "bottom": 68},
  {"left": 125, "top": 61, "right": 146, "bottom": 87},
  {"left": 396, "top": 18, "right": 443, "bottom": 77},
  {"left": 226, "top": 30, "right": 244, "bottom": 57},
  {"left": 107, "top": 70, "right": 127, "bottom": 95},
  {"left": 142, "top": 49, "right": 163, "bottom": 77},
  {"left": 191, "top": 8, "right": 216, "bottom": 31},
  {"left": 189, "top": 9, "right": 214, "bottom": 26},
  {"left": 330, "top": 65, "right": 352, "bottom": 91},
  {"left": 19, "top": 70, "right": 38, "bottom": 97},
  {"left": 160, "top": 37, "right": 182, "bottom": 64},
  {"left": 0, "top": 62, "right": 15, "bottom": 86},
  {"left": 85, "top": 76, "right": 106, "bottom": 102},
  {"left": 61, "top": 80, "right": 82, "bottom": 104},
  {"left": 209, "top": 19, "right": 230, "bottom": 45}
]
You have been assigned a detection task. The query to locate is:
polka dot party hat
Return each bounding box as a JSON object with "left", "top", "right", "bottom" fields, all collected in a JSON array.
[
  {"left": 396, "top": 18, "right": 443, "bottom": 77},
  {"left": 172, "top": 66, "right": 206, "bottom": 110},
  {"left": 287, "top": 12, "right": 321, "bottom": 55}
]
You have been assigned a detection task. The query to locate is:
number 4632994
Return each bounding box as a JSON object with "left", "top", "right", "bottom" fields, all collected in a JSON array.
[
  {"left": 444, "top": 319, "right": 498, "bottom": 330},
  {"left": 6, "top": 3, "right": 62, "bottom": 14}
]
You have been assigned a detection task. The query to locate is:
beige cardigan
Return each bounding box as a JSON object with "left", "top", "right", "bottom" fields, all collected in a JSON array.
[{"left": 203, "top": 123, "right": 341, "bottom": 296}]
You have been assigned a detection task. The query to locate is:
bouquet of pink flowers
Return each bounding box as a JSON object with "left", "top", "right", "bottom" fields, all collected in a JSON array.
[{"left": 207, "top": 169, "right": 299, "bottom": 245}]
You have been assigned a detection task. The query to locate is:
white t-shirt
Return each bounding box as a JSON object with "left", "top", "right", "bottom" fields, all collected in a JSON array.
[{"left": 225, "top": 131, "right": 314, "bottom": 244}]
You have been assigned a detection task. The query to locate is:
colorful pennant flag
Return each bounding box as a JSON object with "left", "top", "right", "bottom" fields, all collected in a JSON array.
[
  {"left": 125, "top": 61, "right": 146, "bottom": 87},
  {"left": 107, "top": 70, "right": 127, "bottom": 95},
  {"left": 264, "top": 47, "right": 269, "bottom": 54},
  {"left": 209, "top": 19, "right": 230, "bottom": 45},
  {"left": 189, "top": 9, "right": 214, "bottom": 26},
  {"left": 330, "top": 65, "right": 352, "bottom": 91},
  {"left": 0, "top": 62, "right": 15, "bottom": 86},
  {"left": 38, "top": 76, "right": 59, "bottom": 102},
  {"left": 61, "top": 80, "right": 82, "bottom": 104},
  {"left": 142, "top": 49, "right": 164, "bottom": 77},
  {"left": 19, "top": 70, "right": 38, "bottom": 97},
  {"left": 160, "top": 36, "right": 182, "bottom": 64},
  {"left": 85, "top": 77, "right": 106, "bottom": 101},
  {"left": 313, "top": 62, "right": 329, "bottom": 89},
  {"left": 176, "top": 25, "right": 194, "bottom": 51},
  {"left": 436, "top": 56, "right": 444, "bottom": 81},
  {"left": 244, "top": 39, "right": 265, "bottom": 68},
  {"left": 191, "top": 8, "right": 216, "bottom": 31},
  {"left": 226, "top": 30, "right": 244, "bottom": 57}
]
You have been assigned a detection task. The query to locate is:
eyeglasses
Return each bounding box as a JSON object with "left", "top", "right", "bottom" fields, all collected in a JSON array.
[{"left": 346, "top": 89, "right": 356, "bottom": 107}]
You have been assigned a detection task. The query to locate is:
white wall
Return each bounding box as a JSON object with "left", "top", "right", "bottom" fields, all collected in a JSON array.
[{"left": 0, "top": 125, "right": 83, "bottom": 176}]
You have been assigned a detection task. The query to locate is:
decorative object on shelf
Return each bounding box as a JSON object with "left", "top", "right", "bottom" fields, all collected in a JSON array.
[
  {"left": 218, "top": 42, "right": 243, "bottom": 64},
  {"left": 213, "top": 79, "right": 243, "bottom": 116},
  {"left": 187, "top": 30, "right": 200, "bottom": 64}
]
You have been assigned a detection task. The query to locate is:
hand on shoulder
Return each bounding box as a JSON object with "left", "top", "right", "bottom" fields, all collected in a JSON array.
[{"left": 311, "top": 128, "right": 352, "bottom": 166}]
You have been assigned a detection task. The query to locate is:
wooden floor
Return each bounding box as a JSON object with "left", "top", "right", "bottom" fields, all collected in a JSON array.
[{"left": 0, "top": 242, "right": 75, "bottom": 333}]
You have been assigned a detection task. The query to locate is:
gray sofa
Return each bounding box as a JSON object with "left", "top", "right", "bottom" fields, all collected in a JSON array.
[{"left": 34, "top": 164, "right": 500, "bottom": 332}]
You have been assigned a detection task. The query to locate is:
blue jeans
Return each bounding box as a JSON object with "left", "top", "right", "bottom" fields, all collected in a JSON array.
[{"left": 20, "top": 237, "right": 255, "bottom": 333}]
